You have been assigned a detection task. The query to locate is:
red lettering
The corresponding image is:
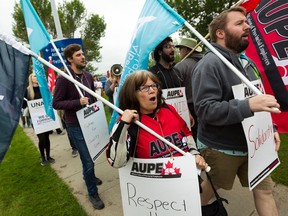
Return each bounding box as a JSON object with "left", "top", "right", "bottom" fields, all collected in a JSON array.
[{"left": 248, "top": 124, "right": 273, "bottom": 158}]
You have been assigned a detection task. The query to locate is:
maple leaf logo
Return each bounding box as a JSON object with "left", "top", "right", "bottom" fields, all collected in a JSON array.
[{"left": 161, "top": 161, "right": 181, "bottom": 176}]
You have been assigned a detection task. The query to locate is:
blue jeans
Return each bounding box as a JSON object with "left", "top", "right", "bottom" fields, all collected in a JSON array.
[{"left": 67, "top": 127, "right": 98, "bottom": 195}]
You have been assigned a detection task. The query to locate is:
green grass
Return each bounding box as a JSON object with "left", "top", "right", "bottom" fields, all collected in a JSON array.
[
  {"left": 271, "top": 133, "right": 288, "bottom": 186},
  {"left": 103, "top": 93, "right": 112, "bottom": 123},
  {"left": 0, "top": 126, "right": 87, "bottom": 216},
  {"left": 0, "top": 93, "right": 112, "bottom": 216}
]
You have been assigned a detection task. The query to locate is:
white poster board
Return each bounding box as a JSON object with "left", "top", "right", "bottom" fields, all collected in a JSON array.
[
  {"left": 95, "top": 88, "right": 102, "bottom": 96},
  {"left": 113, "top": 86, "right": 118, "bottom": 105},
  {"left": 76, "top": 101, "right": 109, "bottom": 161},
  {"left": 28, "top": 98, "right": 61, "bottom": 134},
  {"left": 162, "top": 87, "right": 191, "bottom": 129},
  {"left": 119, "top": 156, "right": 201, "bottom": 216},
  {"left": 232, "top": 80, "right": 280, "bottom": 190}
]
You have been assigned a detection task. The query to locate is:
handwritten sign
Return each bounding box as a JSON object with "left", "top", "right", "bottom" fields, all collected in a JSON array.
[
  {"left": 162, "top": 87, "right": 191, "bottom": 129},
  {"left": 232, "top": 80, "right": 280, "bottom": 190},
  {"left": 118, "top": 156, "right": 201, "bottom": 216},
  {"left": 28, "top": 99, "right": 61, "bottom": 134},
  {"left": 76, "top": 101, "right": 109, "bottom": 161}
]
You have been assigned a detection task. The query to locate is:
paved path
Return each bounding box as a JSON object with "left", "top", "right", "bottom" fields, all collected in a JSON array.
[{"left": 23, "top": 127, "right": 288, "bottom": 216}]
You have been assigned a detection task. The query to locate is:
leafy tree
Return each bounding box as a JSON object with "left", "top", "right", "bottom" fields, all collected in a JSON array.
[
  {"left": 57, "top": 0, "right": 86, "bottom": 38},
  {"left": 12, "top": 0, "right": 56, "bottom": 42},
  {"left": 81, "top": 14, "right": 106, "bottom": 63},
  {"left": 166, "top": 0, "right": 239, "bottom": 37},
  {"left": 12, "top": 0, "right": 106, "bottom": 72}
]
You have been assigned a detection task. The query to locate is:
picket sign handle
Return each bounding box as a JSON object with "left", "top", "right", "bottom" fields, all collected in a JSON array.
[
  {"left": 184, "top": 22, "right": 262, "bottom": 95},
  {"left": 184, "top": 21, "right": 280, "bottom": 113},
  {"left": 24, "top": 46, "right": 210, "bottom": 173},
  {"left": 180, "top": 0, "right": 244, "bottom": 62}
]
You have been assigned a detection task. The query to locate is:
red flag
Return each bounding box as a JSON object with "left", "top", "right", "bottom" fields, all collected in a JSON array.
[
  {"left": 246, "top": 0, "right": 288, "bottom": 133},
  {"left": 240, "top": 0, "right": 261, "bottom": 12},
  {"left": 47, "top": 57, "right": 56, "bottom": 92}
]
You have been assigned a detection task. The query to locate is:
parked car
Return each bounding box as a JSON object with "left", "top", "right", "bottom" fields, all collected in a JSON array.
[{"left": 97, "top": 75, "right": 107, "bottom": 89}]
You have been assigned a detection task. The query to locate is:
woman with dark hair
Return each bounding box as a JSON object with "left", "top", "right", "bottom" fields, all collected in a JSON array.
[{"left": 106, "top": 70, "right": 207, "bottom": 169}]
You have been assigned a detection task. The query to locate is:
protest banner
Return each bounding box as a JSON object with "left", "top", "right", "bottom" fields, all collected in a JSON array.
[
  {"left": 76, "top": 101, "right": 109, "bottom": 161},
  {"left": 232, "top": 80, "right": 280, "bottom": 190},
  {"left": 246, "top": 0, "right": 288, "bottom": 132},
  {"left": 28, "top": 99, "right": 61, "bottom": 134},
  {"left": 119, "top": 156, "right": 201, "bottom": 216},
  {"left": 162, "top": 87, "right": 190, "bottom": 129}
]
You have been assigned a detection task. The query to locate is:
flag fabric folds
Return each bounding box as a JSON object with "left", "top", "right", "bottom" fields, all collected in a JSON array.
[
  {"left": 246, "top": 0, "right": 288, "bottom": 132},
  {"left": 21, "top": 0, "right": 55, "bottom": 120},
  {"left": 0, "top": 34, "right": 31, "bottom": 163},
  {"left": 109, "top": 0, "right": 185, "bottom": 131},
  {"left": 240, "top": 0, "right": 261, "bottom": 13},
  {"left": 47, "top": 57, "right": 56, "bottom": 92}
]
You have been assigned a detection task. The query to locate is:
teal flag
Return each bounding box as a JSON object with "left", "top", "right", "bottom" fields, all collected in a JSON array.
[
  {"left": 21, "top": 0, "right": 55, "bottom": 120},
  {"left": 109, "top": 0, "right": 185, "bottom": 131}
]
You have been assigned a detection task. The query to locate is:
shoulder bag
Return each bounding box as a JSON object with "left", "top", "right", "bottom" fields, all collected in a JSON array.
[{"left": 201, "top": 172, "right": 229, "bottom": 216}]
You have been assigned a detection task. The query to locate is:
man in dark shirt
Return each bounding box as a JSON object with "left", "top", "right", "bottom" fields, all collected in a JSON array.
[
  {"left": 52, "top": 44, "right": 104, "bottom": 210},
  {"left": 149, "top": 37, "right": 182, "bottom": 89},
  {"left": 175, "top": 37, "right": 203, "bottom": 141}
]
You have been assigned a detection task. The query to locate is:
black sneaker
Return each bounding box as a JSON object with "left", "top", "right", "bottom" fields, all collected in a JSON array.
[
  {"left": 96, "top": 177, "right": 102, "bottom": 185},
  {"left": 41, "top": 159, "right": 47, "bottom": 166},
  {"left": 89, "top": 193, "right": 105, "bottom": 210},
  {"left": 47, "top": 157, "right": 55, "bottom": 164}
]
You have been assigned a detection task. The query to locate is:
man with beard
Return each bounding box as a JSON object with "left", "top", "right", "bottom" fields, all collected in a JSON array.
[
  {"left": 192, "top": 7, "right": 281, "bottom": 215},
  {"left": 149, "top": 37, "right": 182, "bottom": 89},
  {"left": 52, "top": 44, "right": 104, "bottom": 210}
]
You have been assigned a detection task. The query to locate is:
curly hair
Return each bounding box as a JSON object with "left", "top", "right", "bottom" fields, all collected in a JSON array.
[{"left": 153, "top": 37, "right": 173, "bottom": 62}]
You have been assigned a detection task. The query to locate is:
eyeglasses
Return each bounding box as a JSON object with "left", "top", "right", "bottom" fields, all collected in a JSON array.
[
  {"left": 164, "top": 44, "right": 175, "bottom": 49},
  {"left": 138, "top": 83, "right": 159, "bottom": 92}
]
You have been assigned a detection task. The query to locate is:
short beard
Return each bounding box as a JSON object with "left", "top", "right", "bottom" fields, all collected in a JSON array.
[
  {"left": 161, "top": 52, "right": 174, "bottom": 63},
  {"left": 76, "top": 64, "right": 86, "bottom": 70},
  {"left": 225, "top": 30, "right": 249, "bottom": 54}
]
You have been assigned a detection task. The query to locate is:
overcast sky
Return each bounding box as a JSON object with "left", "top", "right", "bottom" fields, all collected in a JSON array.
[{"left": 0, "top": 0, "right": 147, "bottom": 75}]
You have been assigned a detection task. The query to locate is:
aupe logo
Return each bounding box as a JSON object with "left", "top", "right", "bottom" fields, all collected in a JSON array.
[
  {"left": 130, "top": 161, "right": 182, "bottom": 179},
  {"left": 166, "top": 89, "right": 183, "bottom": 99},
  {"left": 83, "top": 104, "right": 100, "bottom": 118}
]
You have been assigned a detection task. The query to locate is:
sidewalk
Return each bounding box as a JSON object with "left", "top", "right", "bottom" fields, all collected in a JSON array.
[{"left": 23, "top": 127, "right": 288, "bottom": 216}]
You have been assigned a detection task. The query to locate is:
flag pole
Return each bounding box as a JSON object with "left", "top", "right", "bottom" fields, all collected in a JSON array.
[
  {"left": 49, "top": 0, "right": 84, "bottom": 97},
  {"left": 180, "top": 33, "right": 209, "bottom": 62},
  {"left": 24, "top": 44, "right": 210, "bottom": 172},
  {"left": 49, "top": 40, "right": 85, "bottom": 98},
  {"left": 184, "top": 21, "right": 262, "bottom": 95},
  {"left": 183, "top": 21, "right": 279, "bottom": 112},
  {"left": 50, "top": 0, "right": 63, "bottom": 39},
  {"left": 180, "top": 0, "right": 245, "bottom": 62}
]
